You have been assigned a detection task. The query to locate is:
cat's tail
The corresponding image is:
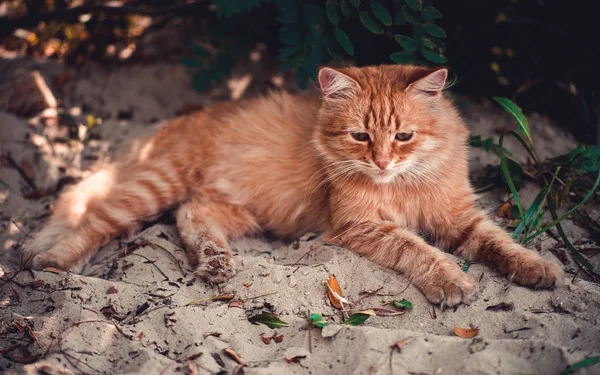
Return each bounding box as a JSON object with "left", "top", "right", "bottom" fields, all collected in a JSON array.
[{"left": 23, "top": 118, "right": 198, "bottom": 272}]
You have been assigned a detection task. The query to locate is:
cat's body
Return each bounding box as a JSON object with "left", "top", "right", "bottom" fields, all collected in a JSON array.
[{"left": 23, "top": 65, "right": 563, "bottom": 307}]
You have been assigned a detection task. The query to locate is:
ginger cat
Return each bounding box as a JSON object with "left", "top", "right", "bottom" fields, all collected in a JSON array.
[{"left": 23, "top": 64, "right": 563, "bottom": 307}]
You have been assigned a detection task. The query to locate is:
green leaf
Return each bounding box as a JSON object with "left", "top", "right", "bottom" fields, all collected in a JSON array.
[
  {"left": 560, "top": 356, "right": 600, "bottom": 375},
  {"left": 276, "top": 0, "right": 298, "bottom": 24},
  {"left": 295, "top": 69, "right": 309, "bottom": 89},
  {"left": 394, "top": 11, "right": 407, "bottom": 25},
  {"left": 192, "top": 70, "right": 211, "bottom": 91},
  {"left": 401, "top": 6, "right": 420, "bottom": 25},
  {"left": 359, "top": 11, "right": 384, "bottom": 34},
  {"left": 498, "top": 134, "right": 525, "bottom": 224},
  {"left": 180, "top": 57, "right": 203, "bottom": 68},
  {"left": 349, "top": 0, "right": 361, "bottom": 7},
  {"left": 394, "top": 34, "right": 419, "bottom": 52},
  {"left": 404, "top": 0, "right": 421, "bottom": 12},
  {"left": 342, "top": 310, "right": 375, "bottom": 325},
  {"left": 390, "top": 52, "right": 415, "bottom": 64},
  {"left": 524, "top": 168, "right": 600, "bottom": 243},
  {"left": 248, "top": 312, "right": 289, "bottom": 329},
  {"left": 493, "top": 97, "right": 534, "bottom": 147},
  {"left": 462, "top": 260, "right": 471, "bottom": 272},
  {"left": 310, "top": 313, "right": 327, "bottom": 328},
  {"left": 394, "top": 299, "right": 414, "bottom": 310},
  {"left": 370, "top": 1, "right": 392, "bottom": 26},
  {"left": 340, "top": 0, "right": 353, "bottom": 17},
  {"left": 284, "top": 45, "right": 310, "bottom": 68},
  {"left": 302, "top": 45, "right": 325, "bottom": 79},
  {"left": 326, "top": 0, "right": 341, "bottom": 26},
  {"left": 324, "top": 35, "right": 344, "bottom": 61},
  {"left": 424, "top": 23, "right": 447, "bottom": 38},
  {"left": 335, "top": 28, "right": 354, "bottom": 55},
  {"left": 187, "top": 44, "right": 210, "bottom": 58},
  {"left": 421, "top": 48, "right": 447, "bottom": 64},
  {"left": 421, "top": 36, "right": 446, "bottom": 52},
  {"left": 303, "top": 2, "right": 325, "bottom": 39},
  {"left": 279, "top": 26, "right": 302, "bottom": 46},
  {"left": 513, "top": 167, "right": 560, "bottom": 240},
  {"left": 422, "top": 6, "right": 442, "bottom": 20}
]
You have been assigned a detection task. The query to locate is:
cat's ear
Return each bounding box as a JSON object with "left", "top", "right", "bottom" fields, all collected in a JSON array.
[
  {"left": 318, "top": 67, "right": 361, "bottom": 101},
  {"left": 407, "top": 68, "right": 448, "bottom": 99}
]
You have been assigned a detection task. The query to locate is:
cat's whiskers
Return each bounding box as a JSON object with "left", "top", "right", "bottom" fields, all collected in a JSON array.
[{"left": 308, "top": 162, "right": 361, "bottom": 202}]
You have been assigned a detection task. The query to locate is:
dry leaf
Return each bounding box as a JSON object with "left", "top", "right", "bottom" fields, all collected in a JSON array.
[
  {"left": 243, "top": 282, "right": 252, "bottom": 288},
  {"left": 259, "top": 333, "right": 271, "bottom": 345},
  {"left": 285, "top": 355, "right": 306, "bottom": 364},
  {"left": 373, "top": 307, "right": 405, "bottom": 317},
  {"left": 106, "top": 286, "right": 118, "bottom": 294},
  {"left": 31, "top": 280, "right": 45, "bottom": 288},
  {"left": 42, "top": 266, "right": 63, "bottom": 274},
  {"left": 136, "top": 332, "right": 145, "bottom": 340},
  {"left": 486, "top": 302, "right": 514, "bottom": 312},
  {"left": 223, "top": 348, "right": 245, "bottom": 365},
  {"left": 392, "top": 340, "right": 405, "bottom": 352},
  {"left": 272, "top": 333, "right": 284, "bottom": 343},
  {"left": 21, "top": 160, "right": 35, "bottom": 181},
  {"left": 497, "top": 202, "right": 513, "bottom": 219},
  {"left": 453, "top": 326, "right": 479, "bottom": 338},
  {"left": 9, "top": 354, "right": 38, "bottom": 364},
  {"left": 204, "top": 332, "right": 222, "bottom": 338},
  {"left": 326, "top": 275, "right": 347, "bottom": 309},
  {"left": 187, "top": 352, "right": 203, "bottom": 361},
  {"left": 228, "top": 300, "right": 244, "bottom": 309}
]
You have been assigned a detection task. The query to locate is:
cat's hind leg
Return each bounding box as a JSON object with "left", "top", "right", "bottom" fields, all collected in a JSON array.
[{"left": 176, "top": 187, "right": 260, "bottom": 283}]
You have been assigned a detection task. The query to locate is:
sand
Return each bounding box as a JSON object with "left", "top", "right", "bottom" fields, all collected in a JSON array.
[{"left": 1, "top": 57, "right": 599, "bottom": 375}]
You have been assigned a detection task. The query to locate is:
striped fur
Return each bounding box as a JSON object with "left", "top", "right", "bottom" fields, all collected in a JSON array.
[{"left": 24, "top": 64, "right": 563, "bottom": 306}]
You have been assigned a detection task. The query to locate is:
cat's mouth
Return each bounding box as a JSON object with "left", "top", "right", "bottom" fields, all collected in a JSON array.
[{"left": 370, "top": 169, "right": 398, "bottom": 184}]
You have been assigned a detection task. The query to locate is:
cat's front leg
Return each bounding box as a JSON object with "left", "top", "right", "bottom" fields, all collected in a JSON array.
[
  {"left": 449, "top": 213, "right": 564, "bottom": 288},
  {"left": 335, "top": 221, "right": 475, "bottom": 307}
]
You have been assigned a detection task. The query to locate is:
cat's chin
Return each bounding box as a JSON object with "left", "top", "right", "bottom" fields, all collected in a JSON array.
[{"left": 370, "top": 171, "right": 398, "bottom": 185}]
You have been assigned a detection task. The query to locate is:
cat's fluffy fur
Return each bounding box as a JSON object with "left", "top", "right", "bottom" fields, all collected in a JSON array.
[{"left": 23, "top": 64, "right": 563, "bottom": 307}]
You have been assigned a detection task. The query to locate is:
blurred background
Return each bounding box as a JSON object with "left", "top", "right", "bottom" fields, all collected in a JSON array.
[{"left": 1, "top": 0, "right": 598, "bottom": 143}]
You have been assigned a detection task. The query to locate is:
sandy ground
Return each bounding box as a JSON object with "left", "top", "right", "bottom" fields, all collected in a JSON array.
[{"left": 1, "top": 57, "right": 599, "bottom": 375}]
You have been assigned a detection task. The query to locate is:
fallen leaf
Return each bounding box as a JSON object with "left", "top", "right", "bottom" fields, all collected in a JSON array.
[
  {"left": 486, "top": 302, "right": 514, "bottom": 312},
  {"left": 101, "top": 305, "right": 122, "bottom": 320},
  {"left": 243, "top": 282, "right": 252, "bottom": 288},
  {"left": 248, "top": 312, "right": 288, "bottom": 329},
  {"left": 326, "top": 275, "right": 347, "bottom": 309},
  {"left": 260, "top": 333, "right": 271, "bottom": 345},
  {"left": 228, "top": 300, "right": 244, "bottom": 309},
  {"left": 223, "top": 348, "right": 245, "bottom": 365},
  {"left": 373, "top": 307, "right": 405, "bottom": 317},
  {"left": 273, "top": 333, "right": 284, "bottom": 343},
  {"left": 285, "top": 355, "right": 307, "bottom": 364},
  {"left": 9, "top": 354, "right": 38, "bottom": 364},
  {"left": 31, "top": 280, "right": 45, "bottom": 288},
  {"left": 106, "top": 286, "right": 118, "bottom": 294},
  {"left": 497, "top": 201, "right": 513, "bottom": 219},
  {"left": 391, "top": 340, "right": 405, "bottom": 352},
  {"left": 212, "top": 352, "right": 225, "bottom": 367},
  {"left": 310, "top": 313, "right": 327, "bottom": 328},
  {"left": 136, "top": 332, "right": 145, "bottom": 340},
  {"left": 204, "top": 332, "right": 222, "bottom": 338},
  {"left": 11, "top": 321, "right": 25, "bottom": 333},
  {"left": 21, "top": 160, "right": 35, "bottom": 181},
  {"left": 453, "top": 326, "right": 479, "bottom": 338},
  {"left": 187, "top": 352, "right": 203, "bottom": 361},
  {"left": 394, "top": 299, "right": 413, "bottom": 310},
  {"left": 342, "top": 310, "right": 376, "bottom": 326},
  {"left": 42, "top": 267, "right": 63, "bottom": 274}
]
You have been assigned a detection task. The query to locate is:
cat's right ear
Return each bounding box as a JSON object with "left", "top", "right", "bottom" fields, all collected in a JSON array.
[{"left": 318, "top": 68, "right": 361, "bottom": 101}]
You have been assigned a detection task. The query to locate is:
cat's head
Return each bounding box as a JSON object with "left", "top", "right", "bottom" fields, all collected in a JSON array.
[{"left": 314, "top": 64, "right": 461, "bottom": 185}]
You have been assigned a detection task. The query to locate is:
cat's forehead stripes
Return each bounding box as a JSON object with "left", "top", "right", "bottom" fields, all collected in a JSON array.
[{"left": 363, "top": 92, "right": 401, "bottom": 132}]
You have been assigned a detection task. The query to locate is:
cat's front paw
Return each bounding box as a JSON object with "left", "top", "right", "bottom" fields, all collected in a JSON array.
[
  {"left": 29, "top": 250, "right": 80, "bottom": 273},
  {"left": 419, "top": 258, "right": 476, "bottom": 307},
  {"left": 499, "top": 249, "right": 563, "bottom": 289},
  {"left": 195, "top": 243, "right": 236, "bottom": 284}
]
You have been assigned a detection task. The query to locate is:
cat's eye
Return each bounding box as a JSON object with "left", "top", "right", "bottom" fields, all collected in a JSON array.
[
  {"left": 395, "top": 132, "right": 414, "bottom": 141},
  {"left": 351, "top": 132, "right": 370, "bottom": 142}
]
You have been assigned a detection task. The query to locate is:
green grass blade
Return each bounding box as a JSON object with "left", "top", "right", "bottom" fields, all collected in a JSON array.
[
  {"left": 498, "top": 134, "right": 525, "bottom": 224},
  {"left": 523, "top": 168, "right": 600, "bottom": 242},
  {"left": 513, "top": 167, "right": 560, "bottom": 241},
  {"left": 560, "top": 356, "right": 600, "bottom": 375},
  {"left": 507, "top": 129, "right": 540, "bottom": 165},
  {"left": 493, "top": 97, "right": 534, "bottom": 147}
]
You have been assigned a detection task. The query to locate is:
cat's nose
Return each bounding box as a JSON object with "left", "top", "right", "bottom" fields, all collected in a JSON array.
[{"left": 375, "top": 160, "right": 390, "bottom": 170}]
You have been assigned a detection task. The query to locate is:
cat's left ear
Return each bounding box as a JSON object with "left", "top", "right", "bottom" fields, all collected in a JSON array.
[
  {"left": 318, "top": 67, "right": 361, "bottom": 102},
  {"left": 407, "top": 68, "right": 448, "bottom": 99}
]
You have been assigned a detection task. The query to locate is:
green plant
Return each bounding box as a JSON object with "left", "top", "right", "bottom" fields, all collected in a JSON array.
[
  {"left": 182, "top": 0, "right": 447, "bottom": 90},
  {"left": 471, "top": 98, "right": 600, "bottom": 281}
]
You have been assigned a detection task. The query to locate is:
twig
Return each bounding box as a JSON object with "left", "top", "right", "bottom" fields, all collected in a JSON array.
[
  {"left": 307, "top": 310, "right": 312, "bottom": 355},
  {"left": 349, "top": 287, "right": 383, "bottom": 310},
  {"left": 128, "top": 253, "right": 169, "bottom": 281}
]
